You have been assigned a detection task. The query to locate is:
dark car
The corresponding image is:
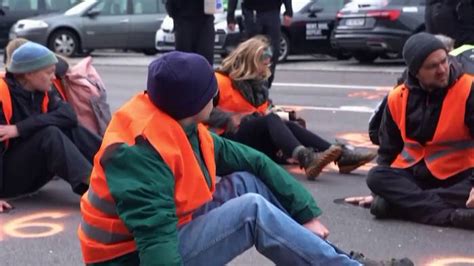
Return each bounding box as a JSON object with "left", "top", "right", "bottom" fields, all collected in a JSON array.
[
  {"left": 157, "top": 0, "right": 351, "bottom": 62},
  {"left": 0, "top": 0, "right": 81, "bottom": 48},
  {"left": 331, "top": 0, "right": 426, "bottom": 63},
  {"left": 278, "top": 0, "right": 351, "bottom": 61}
]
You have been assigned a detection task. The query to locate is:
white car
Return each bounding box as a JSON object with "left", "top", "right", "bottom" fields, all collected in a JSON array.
[{"left": 155, "top": 12, "right": 243, "bottom": 57}]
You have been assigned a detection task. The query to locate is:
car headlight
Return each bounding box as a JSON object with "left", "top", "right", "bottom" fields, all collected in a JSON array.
[{"left": 13, "top": 20, "right": 48, "bottom": 31}]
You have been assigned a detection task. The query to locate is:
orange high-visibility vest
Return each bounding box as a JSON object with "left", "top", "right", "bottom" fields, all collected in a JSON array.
[
  {"left": 215, "top": 72, "right": 269, "bottom": 115},
  {"left": 78, "top": 93, "right": 216, "bottom": 263},
  {"left": 388, "top": 74, "right": 474, "bottom": 179},
  {"left": 0, "top": 77, "right": 49, "bottom": 149}
]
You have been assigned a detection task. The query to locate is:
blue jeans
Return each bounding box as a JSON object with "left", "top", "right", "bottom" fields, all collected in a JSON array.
[{"left": 178, "top": 172, "right": 361, "bottom": 266}]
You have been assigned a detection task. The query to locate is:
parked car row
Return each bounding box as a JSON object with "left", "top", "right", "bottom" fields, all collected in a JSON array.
[
  {"left": 3, "top": 0, "right": 426, "bottom": 63},
  {"left": 156, "top": 0, "right": 352, "bottom": 62}
]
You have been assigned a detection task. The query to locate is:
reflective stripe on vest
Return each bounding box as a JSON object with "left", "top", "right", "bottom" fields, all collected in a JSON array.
[
  {"left": 87, "top": 186, "right": 117, "bottom": 217},
  {"left": 388, "top": 74, "right": 474, "bottom": 179},
  {"left": 80, "top": 219, "right": 132, "bottom": 244}
]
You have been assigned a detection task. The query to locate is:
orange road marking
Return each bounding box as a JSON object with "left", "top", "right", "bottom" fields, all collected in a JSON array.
[{"left": 3, "top": 212, "right": 68, "bottom": 239}]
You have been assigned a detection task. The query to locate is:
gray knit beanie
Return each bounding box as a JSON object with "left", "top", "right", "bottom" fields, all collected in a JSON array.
[
  {"left": 7, "top": 42, "right": 58, "bottom": 74},
  {"left": 402, "top": 32, "right": 447, "bottom": 76}
]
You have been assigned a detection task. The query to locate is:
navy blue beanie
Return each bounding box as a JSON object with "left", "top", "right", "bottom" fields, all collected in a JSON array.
[{"left": 147, "top": 51, "right": 217, "bottom": 120}]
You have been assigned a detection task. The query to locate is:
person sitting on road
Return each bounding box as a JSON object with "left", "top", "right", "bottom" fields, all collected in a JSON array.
[
  {"left": 207, "top": 36, "right": 376, "bottom": 180},
  {"left": 78, "top": 51, "right": 413, "bottom": 266},
  {"left": 358, "top": 33, "right": 474, "bottom": 230},
  {"left": 0, "top": 42, "right": 99, "bottom": 213},
  {"left": 368, "top": 34, "right": 468, "bottom": 146}
]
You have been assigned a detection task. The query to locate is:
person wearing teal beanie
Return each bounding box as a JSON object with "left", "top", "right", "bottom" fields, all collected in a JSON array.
[{"left": 0, "top": 42, "right": 95, "bottom": 213}]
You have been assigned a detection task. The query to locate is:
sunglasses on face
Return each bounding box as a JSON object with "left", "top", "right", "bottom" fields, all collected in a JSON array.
[{"left": 261, "top": 47, "right": 273, "bottom": 61}]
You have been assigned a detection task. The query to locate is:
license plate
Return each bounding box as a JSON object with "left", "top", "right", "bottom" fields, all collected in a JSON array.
[
  {"left": 164, "top": 34, "right": 175, "bottom": 43},
  {"left": 215, "top": 35, "right": 220, "bottom": 43},
  {"left": 345, "top": 18, "right": 365, "bottom": 26}
]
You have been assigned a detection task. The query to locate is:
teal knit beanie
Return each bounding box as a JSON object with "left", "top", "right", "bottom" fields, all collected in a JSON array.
[{"left": 7, "top": 42, "right": 58, "bottom": 74}]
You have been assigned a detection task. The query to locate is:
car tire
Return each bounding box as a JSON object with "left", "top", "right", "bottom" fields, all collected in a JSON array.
[
  {"left": 353, "top": 52, "right": 378, "bottom": 64},
  {"left": 335, "top": 51, "right": 352, "bottom": 60},
  {"left": 48, "top": 30, "right": 80, "bottom": 57},
  {"left": 143, "top": 48, "right": 158, "bottom": 56},
  {"left": 279, "top": 32, "right": 290, "bottom": 62}
]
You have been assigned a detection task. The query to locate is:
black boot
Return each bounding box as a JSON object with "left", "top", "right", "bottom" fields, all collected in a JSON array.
[
  {"left": 450, "top": 209, "right": 474, "bottom": 230},
  {"left": 350, "top": 252, "right": 415, "bottom": 266},
  {"left": 335, "top": 142, "right": 377, "bottom": 174}
]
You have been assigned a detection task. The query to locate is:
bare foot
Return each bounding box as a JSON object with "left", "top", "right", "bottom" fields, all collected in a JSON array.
[
  {"left": 345, "top": 195, "right": 374, "bottom": 207},
  {"left": 0, "top": 200, "right": 13, "bottom": 213}
]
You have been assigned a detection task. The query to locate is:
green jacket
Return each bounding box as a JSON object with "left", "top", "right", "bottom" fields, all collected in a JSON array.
[{"left": 91, "top": 124, "right": 321, "bottom": 266}]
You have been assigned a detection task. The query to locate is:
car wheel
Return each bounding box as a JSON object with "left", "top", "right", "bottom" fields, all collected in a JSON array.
[
  {"left": 143, "top": 48, "right": 158, "bottom": 56},
  {"left": 48, "top": 30, "right": 79, "bottom": 57},
  {"left": 335, "top": 51, "right": 352, "bottom": 60},
  {"left": 380, "top": 52, "right": 400, "bottom": 60},
  {"left": 279, "top": 33, "right": 290, "bottom": 62},
  {"left": 353, "top": 52, "right": 378, "bottom": 64}
]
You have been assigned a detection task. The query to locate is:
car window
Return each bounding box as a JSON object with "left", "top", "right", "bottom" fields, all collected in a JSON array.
[
  {"left": 95, "top": 0, "right": 127, "bottom": 15},
  {"left": 317, "top": 0, "right": 346, "bottom": 10},
  {"left": 132, "top": 0, "right": 165, "bottom": 14},
  {"left": 45, "top": 0, "right": 81, "bottom": 12},
  {"left": 293, "top": 0, "right": 311, "bottom": 12},
  {"left": 1, "top": 0, "right": 39, "bottom": 11}
]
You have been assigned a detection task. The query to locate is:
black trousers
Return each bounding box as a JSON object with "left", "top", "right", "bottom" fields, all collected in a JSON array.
[
  {"left": 367, "top": 165, "right": 472, "bottom": 226},
  {"left": 243, "top": 8, "right": 281, "bottom": 87},
  {"left": 0, "top": 126, "right": 100, "bottom": 198},
  {"left": 224, "top": 114, "right": 331, "bottom": 162},
  {"left": 174, "top": 15, "right": 215, "bottom": 65}
]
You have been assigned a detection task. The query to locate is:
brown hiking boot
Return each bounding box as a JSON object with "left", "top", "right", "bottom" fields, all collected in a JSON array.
[
  {"left": 302, "top": 145, "right": 342, "bottom": 180},
  {"left": 335, "top": 143, "right": 377, "bottom": 174}
]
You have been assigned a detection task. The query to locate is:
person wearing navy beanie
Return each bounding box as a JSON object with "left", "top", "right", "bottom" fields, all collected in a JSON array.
[
  {"left": 77, "top": 51, "right": 413, "bottom": 265},
  {"left": 147, "top": 51, "right": 218, "bottom": 120}
]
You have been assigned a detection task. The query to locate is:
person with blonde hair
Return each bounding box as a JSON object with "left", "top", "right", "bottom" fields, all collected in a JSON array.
[
  {"left": 208, "top": 36, "right": 376, "bottom": 180},
  {"left": 3, "top": 37, "right": 29, "bottom": 68}
]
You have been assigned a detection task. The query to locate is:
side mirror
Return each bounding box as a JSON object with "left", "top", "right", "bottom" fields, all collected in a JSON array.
[
  {"left": 309, "top": 4, "right": 324, "bottom": 14},
  {"left": 86, "top": 9, "right": 101, "bottom": 17}
]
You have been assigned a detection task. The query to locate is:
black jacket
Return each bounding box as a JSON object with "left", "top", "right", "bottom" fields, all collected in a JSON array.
[
  {"left": 227, "top": 0, "right": 293, "bottom": 24},
  {"left": 0, "top": 74, "right": 78, "bottom": 190},
  {"left": 377, "top": 63, "right": 474, "bottom": 183},
  {"left": 166, "top": 0, "right": 212, "bottom": 18}
]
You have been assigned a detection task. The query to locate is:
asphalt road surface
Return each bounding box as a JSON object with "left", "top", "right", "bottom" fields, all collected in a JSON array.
[{"left": 0, "top": 53, "right": 473, "bottom": 266}]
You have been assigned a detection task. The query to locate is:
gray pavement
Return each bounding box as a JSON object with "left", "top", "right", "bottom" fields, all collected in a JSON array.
[{"left": 1, "top": 53, "right": 473, "bottom": 266}]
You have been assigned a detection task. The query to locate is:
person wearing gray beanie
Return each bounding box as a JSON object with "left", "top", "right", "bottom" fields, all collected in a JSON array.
[
  {"left": 365, "top": 31, "right": 474, "bottom": 230},
  {"left": 0, "top": 42, "right": 95, "bottom": 212},
  {"left": 402, "top": 32, "right": 447, "bottom": 77}
]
